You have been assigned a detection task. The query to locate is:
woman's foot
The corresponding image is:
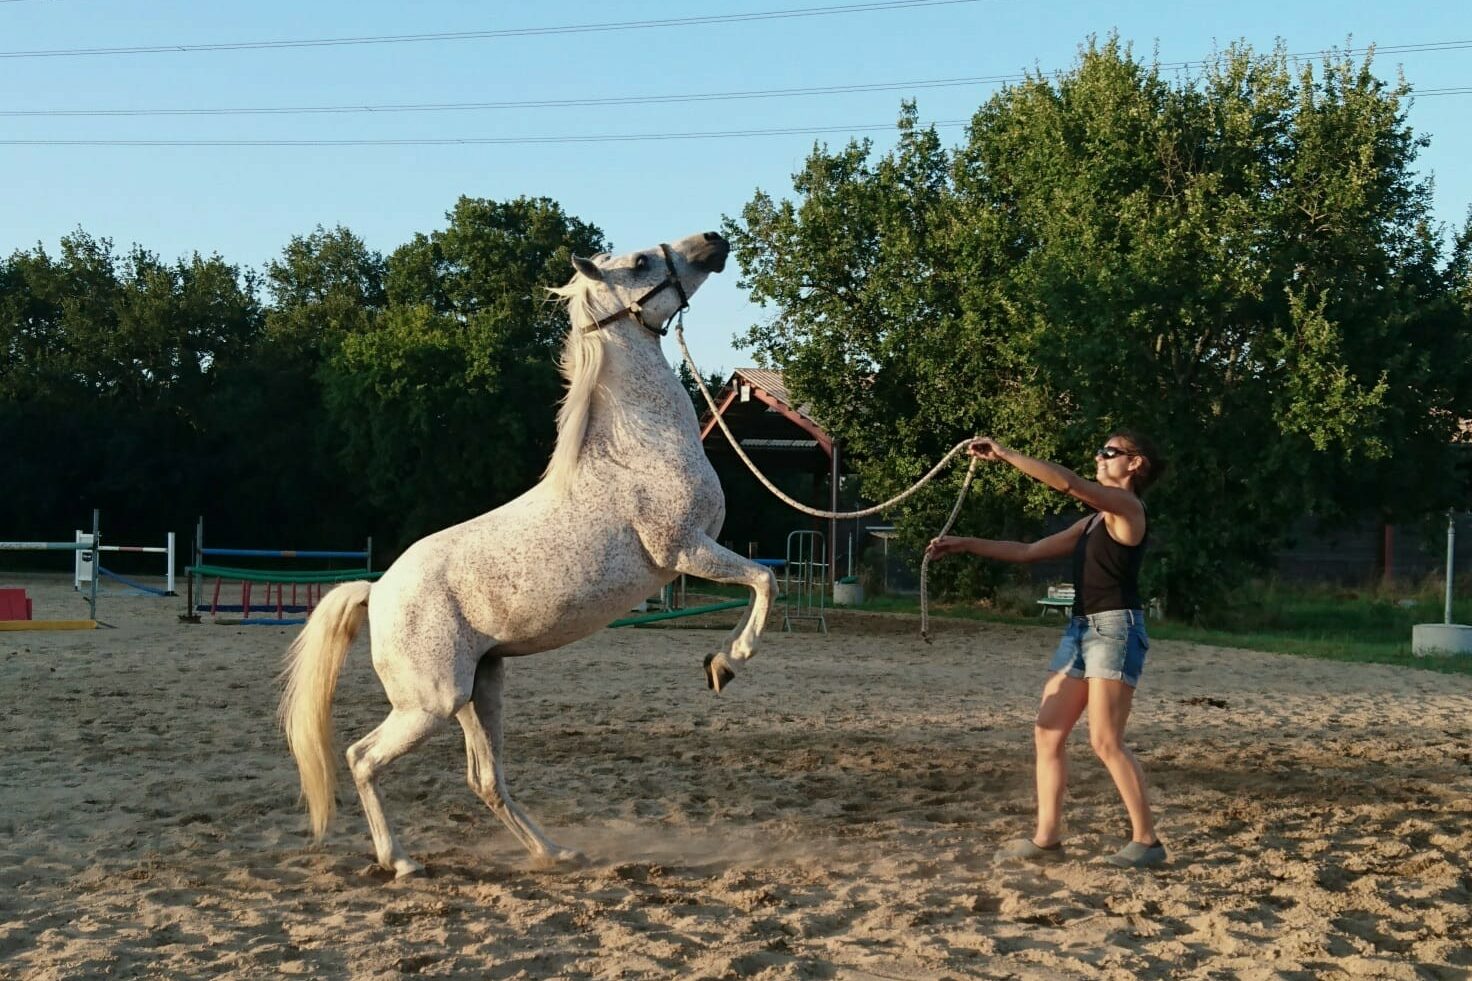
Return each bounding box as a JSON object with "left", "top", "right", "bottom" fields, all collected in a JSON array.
[
  {"left": 1104, "top": 839, "right": 1166, "bottom": 868},
  {"left": 994, "top": 838, "right": 1067, "bottom": 864}
]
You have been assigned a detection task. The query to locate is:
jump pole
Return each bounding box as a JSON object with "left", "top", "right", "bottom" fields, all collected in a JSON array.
[
  {"left": 609, "top": 598, "right": 748, "bottom": 628},
  {"left": 184, "top": 516, "right": 376, "bottom": 624},
  {"left": 76, "top": 528, "right": 176, "bottom": 595},
  {"left": 0, "top": 507, "right": 99, "bottom": 627}
]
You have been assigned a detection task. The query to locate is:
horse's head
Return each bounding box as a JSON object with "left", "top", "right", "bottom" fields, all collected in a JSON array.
[
  {"left": 543, "top": 231, "right": 729, "bottom": 493},
  {"left": 565, "top": 231, "right": 729, "bottom": 338}
]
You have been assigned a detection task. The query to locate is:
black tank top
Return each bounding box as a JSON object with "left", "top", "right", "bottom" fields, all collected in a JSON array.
[{"left": 1070, "top": 513, "right": 1146, "bottom": 616}]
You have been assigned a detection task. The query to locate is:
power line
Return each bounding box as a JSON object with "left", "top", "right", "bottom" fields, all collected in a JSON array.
[
  {"left": 0, "top": 0, "right": 984, "bottom": 59},
  {"left": 4, "top": 40, "right": 1467, "bottom": 119},
  {"left": 0, "top": 74, "right": 1028, "bottom": 118},
  {"left": 7, "top": 77, "right": 1468, "bottom": 148},
  {"left": 0, "top": 120, "right": 974, "bottom": 146}
]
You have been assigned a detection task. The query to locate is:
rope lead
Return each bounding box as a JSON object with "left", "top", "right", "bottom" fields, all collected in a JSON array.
[{"left": 676, "top": 325, "right": 978, "bottom": 640}]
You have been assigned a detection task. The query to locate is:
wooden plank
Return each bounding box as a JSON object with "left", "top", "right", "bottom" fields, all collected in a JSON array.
[{"left": 0, "top": 620, "right": 98, "bottom": 631}]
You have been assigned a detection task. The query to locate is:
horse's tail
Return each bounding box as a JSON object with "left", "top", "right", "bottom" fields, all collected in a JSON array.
[{"left": 278, "top": 580, "right": 373, "bottom": 841}]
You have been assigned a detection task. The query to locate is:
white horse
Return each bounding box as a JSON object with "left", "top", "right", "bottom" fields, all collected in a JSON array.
[{"left": 278, "top": 231, "right": 778, "bottom": 877}]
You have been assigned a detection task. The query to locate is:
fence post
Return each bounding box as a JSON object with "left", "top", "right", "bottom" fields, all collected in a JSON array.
[
  {"left": 89, "top": 508, "right": 99, "bottom": 621},
  {"left": 1446, "top": 511, "right": 1457, "bottom": 626}
]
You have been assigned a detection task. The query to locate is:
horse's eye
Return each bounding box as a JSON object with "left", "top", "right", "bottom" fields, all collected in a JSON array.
[{"left": 634, "top": 254, "right": 649, "bottom": 272}]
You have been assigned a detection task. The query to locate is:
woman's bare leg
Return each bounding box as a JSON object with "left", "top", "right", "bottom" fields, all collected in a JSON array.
[
  {"left": 1033, "top": 673, "right": 1089, "bottom": 845},
  {"left": 1086, "top": 677, "right": 1155, "bottom": 844}
]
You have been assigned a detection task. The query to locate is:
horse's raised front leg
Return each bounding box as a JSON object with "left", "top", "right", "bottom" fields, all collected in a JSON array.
[
  {"left": 456, "top": 655, "right": 582, "bottom": 864},
  {"left": 669, "top": 534, "right": 778, "bottom": 693}
]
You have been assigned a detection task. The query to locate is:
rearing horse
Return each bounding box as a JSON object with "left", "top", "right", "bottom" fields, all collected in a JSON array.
[{"left": 279, "top": 231, "right": 778, "bottom": 877}]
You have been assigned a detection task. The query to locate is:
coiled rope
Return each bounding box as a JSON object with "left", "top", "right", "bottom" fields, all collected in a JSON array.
[{"left": 675, "top": 322, "right": 975, "bottom": 641}]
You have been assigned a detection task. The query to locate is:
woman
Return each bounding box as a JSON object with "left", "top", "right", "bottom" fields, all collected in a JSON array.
[{"left": 926, "top": 431, "right": 1167, "bottom": 868}]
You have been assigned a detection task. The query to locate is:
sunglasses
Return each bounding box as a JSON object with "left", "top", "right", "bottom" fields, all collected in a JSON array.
[{"left": 1096, "top": 445, "right": 1136, "bottom": 460}]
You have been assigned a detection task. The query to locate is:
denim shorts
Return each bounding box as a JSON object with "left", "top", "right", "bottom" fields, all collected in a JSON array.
[{"left": 1048, "top": 609, "right": 1149, "bottom": 688}]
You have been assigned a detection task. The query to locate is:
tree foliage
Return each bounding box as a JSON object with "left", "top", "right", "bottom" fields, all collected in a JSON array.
[
  {"left": 0, "top": 197, "right": 608, "bottom": 560},
  {"left": 3, "top": 46, "right": 1468, "bottom": 595},
  {"left": 0, "top": 231, "right": 263, "bottom": 546},
  {"left": 317, "top": 196, "right": 607, "bottom": 545},
  {"left": 726, "top": 39, "right": 1472, "bottom": 612}
]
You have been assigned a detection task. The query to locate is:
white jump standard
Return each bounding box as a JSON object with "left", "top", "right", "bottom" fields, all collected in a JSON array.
[{"left": 75, "top": 530, "right": 176, "bottom": 596}]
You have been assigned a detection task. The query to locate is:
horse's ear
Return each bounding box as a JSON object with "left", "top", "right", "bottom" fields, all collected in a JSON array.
[{"left": 571, "top": 255, "right": 603, "bottom": 281}]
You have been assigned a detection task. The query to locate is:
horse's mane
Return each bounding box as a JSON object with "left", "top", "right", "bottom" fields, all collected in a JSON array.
[{"left": 542, "top": 275, "right": 607, "bottom": 494}]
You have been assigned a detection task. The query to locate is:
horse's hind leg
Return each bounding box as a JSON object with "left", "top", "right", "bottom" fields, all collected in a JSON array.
[
  {"left": 345, "top": 707, "right": 441, "bottom": 878},
  {"left": 456, "top": 655, "right": 581, "bottom": 864}
]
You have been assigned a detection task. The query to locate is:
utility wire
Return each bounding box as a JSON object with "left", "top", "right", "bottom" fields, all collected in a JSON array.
[
  {"left": 0, "top": 0, "right": 984, "bottom": 58},
  {"left": 3, "top": 40, "right": 1467, "bottom": 119},
  {"left": 10, "top": 76, "right": 1468, "bottom": 147},
  {"left": 0, "top": 119, "right": 974, "bottom": 146},
  {"left": 5, "top": 81, "right": 1464, "bottom": 146},
  {"left": 0, "top": 75, "right": 1027, "bottom": 117}
]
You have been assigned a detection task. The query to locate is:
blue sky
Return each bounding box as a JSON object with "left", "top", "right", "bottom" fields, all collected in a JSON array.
[{"left": 3, "top": 0, "right": 1469, "bottom": 378}]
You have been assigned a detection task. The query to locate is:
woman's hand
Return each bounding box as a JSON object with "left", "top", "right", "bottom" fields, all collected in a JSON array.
[
  {"left": 925, "top": 536, "right": 969, "bottom": 561},
  {"left": 968, "top": 437, "right": 1009, "bottom": 461}
]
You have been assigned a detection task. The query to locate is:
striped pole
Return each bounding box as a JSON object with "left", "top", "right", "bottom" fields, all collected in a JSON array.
[
  {"left": 0, "top": 524, "right": 100, "bottom": 621},
  {"left": 99, "top": 535, "right": 177, "bottom": 596},
  {"left": 76, "top": 530, "right": 177, "bottom": 595}
]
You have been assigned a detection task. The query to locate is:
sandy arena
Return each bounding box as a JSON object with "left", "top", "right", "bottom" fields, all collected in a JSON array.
[{"left": 1, "top": 573, "right": 1469, "bottom": 979}]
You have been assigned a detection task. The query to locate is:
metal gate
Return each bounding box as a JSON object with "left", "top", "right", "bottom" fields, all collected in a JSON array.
[{"left": 782, "top": 530, "right": 827, "bottom": 633}]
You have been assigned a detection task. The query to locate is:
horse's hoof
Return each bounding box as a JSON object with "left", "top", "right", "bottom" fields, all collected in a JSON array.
[
  {"left": 703, "top": 652, "right": 736, "bottom": 693},
  {"left": 392, "top": 858, "right": 425, "bottom": 879},
  {"left": 531, "top": 846, "right": 586, "bottom": 870}
]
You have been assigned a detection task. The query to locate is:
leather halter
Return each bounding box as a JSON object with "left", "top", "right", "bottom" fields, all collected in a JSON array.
[{"left": 582, "top": 243, "right": 689, "bottom": 337}]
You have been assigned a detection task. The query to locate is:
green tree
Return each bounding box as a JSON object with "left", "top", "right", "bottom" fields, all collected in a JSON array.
[
  {"left": 726, "top": 39, "right": 1472, "bottom": 614},
  {"left": 0, "top": 231, "right": 263, "bottom": 545},
  {"left": 264, "top": 225, "right": 385, "bottom": 350},
  {"left": 675, "top": 359, "right": 727, "bottom": 412},
  {"left": 186, "top": 226, "right": 394, "bottom": 548},
  {"left": 320, "top": 196, "right": 607, "bottom": 548}
]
